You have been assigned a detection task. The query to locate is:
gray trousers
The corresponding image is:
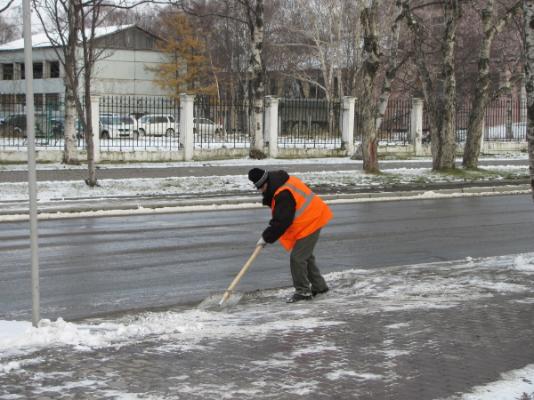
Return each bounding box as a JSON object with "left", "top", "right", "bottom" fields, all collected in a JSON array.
[{"left": 290, "top": 229, "right": 328, "bottom": 295}]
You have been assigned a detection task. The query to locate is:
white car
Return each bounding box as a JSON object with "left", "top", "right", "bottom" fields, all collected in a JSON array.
[
  {"left": 100, "top": 114, "right": 138, "bottom": 139},
  {"left": 193, "top": 118, "right": 224, "bottom": 134},
  {"left": 137, "top": 114, "right": 178, "bottom": 136}
]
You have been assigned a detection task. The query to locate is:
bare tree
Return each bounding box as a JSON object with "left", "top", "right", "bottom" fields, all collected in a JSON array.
[
  {"left": 0, "top": 14, "right": 16, "bottom": 44},
  {"left": 33, "top": 0, "right": 81, "bottom": 165},
  {"left": 524, "top": 0, "right": 534, "bottom": 199},
  {"left": 34, "top": 0, "right": 148, "bottom": 185},
  {"left": 271, "top": 0, "right": 357, "bottom": 101},
  {"left": 0, "top": 0, "right": 15, "bottom": 14},
  {"left": 181, "top": 0, "right": 266, "bottom": 157},
  {"left": 400, "top": 0, "right": 461, "bottom": 171},
  {"left": 353, "top": 0, "right": 405, "bottom": 173},
  {"left": 462, "top": 0, "right": 521, "bottom": 169}
]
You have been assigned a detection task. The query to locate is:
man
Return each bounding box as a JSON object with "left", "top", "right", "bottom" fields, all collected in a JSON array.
[{"left": 248, "top": 168, "right": 333, "bottom": 303}]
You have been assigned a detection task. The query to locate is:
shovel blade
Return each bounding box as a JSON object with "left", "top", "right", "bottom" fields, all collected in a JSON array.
[{"left": 197, "top": 291, "right": 244, "bottom": 311}]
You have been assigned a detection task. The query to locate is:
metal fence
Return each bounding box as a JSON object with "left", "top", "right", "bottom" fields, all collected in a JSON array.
[
  {"left": 278, "top": 98, "right": 342, "bottom": 149},
  {"left": 423, "top": 97, "right": 526, "bottom": 143},
  {"left": 0, "top": 95, "right": 527, "bottom": 153},
  {"left": 99, "top": 96, "right": 181, "bottom": 151},
  {"left": 484, "top": 97, "right": 526, "bottom": 142},
  {"left": 193, "top": 95, "right": 251, "bottom": 149},
  {"left": 0, "top": 101, "right": 76, "bottom": 150},
  {"left": 355, "top": 98, "right": 412, "bottom": 145}
]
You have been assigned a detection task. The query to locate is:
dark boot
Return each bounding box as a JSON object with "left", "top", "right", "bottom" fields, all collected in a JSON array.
[{"left": 286, "top": 293, "right": 313, "bottom": 303}]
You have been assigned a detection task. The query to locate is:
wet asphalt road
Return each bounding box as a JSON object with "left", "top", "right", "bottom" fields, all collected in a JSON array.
[{"left": 1, "top": 194, "right": 533, "bottom": 321}]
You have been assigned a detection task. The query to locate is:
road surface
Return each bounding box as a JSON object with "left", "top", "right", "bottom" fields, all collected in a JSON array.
[{"left": 1, "top": 194, "right": 533, "bottom": 320}]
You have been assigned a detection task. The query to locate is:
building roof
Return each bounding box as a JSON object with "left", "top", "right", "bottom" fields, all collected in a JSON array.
[{"left": 0, "top": 24, "right": 136, "bottom": 51}]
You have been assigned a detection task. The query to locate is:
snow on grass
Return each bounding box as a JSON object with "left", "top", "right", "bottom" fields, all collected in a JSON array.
[{"left": 0, "top": 165, "right": 528, "bottom": 203}]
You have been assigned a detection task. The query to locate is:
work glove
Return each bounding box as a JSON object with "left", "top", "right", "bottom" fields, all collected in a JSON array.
[{"left": 256, "top": 237, "right": 267, "bottom": 247}]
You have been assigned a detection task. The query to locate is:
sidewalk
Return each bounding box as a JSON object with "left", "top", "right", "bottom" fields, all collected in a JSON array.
[{"left": 1, "top": 253, "right": 534, "bottom": 399}]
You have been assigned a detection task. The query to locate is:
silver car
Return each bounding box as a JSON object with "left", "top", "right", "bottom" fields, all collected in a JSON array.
[
  {"left": 100, "top": 114, "right": 138, "bottom": 139},
  {"left": 137, "top": 114, "right": 178, "bottom": 136}
]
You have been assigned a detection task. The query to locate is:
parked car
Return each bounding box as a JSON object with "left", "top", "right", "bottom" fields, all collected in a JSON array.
[
  {"left": 137, "top": 114, "right": 177, "bottom": 136},
  {"left": 0, "top": 113, "right": 52, "bottom": 138},
  {"left": 193, "top": 117, "right": 224, "bottom": 134},
  {"left": 100, "top": 114, "right": 138, "bottom": 139}
]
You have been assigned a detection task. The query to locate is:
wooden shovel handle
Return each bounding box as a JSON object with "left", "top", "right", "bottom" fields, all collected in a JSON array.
[{"left": 219, "top": 244, "right": 263, "bottom": 305}]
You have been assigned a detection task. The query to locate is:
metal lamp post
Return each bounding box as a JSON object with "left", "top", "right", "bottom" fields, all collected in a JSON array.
[{"left": 22, "top": 0, "right": 40, "bottom": 327}]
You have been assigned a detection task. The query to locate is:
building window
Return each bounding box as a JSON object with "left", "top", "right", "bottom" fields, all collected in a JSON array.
[
  {"left": 19, "top": 63, "right": 25, "bottom": 79},
  {"left": 34, "top": 93, "right": 44, "bottom": 111},
  {"left": 2, "top": 64, "right": 13, "bottom": 80},
  {"left": 45, "top": 93, "right": 60, "bottom": 110},
  {"left": 33, "top": 63, "right": 43, "bottom": 79},
  {"left": 50, "top": 61, "right": 60, "bottom": 78}
]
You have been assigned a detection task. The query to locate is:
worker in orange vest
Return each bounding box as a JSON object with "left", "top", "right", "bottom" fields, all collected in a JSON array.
[{"left": 248, "top": 168, "right": 333, "bottom": 303}]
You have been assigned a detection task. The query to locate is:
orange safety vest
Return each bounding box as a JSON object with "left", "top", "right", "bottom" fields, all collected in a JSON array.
[{"left": 272, "top": 176, "right": 333, "bottom": 251}]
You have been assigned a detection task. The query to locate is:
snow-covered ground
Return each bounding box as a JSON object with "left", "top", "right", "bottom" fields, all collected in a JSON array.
[
  {"left": 0, "top": 158, "right": 529, "bottom": 203},
  {"left": 1, "top": 253, "right": 534, "bottom": 399}
]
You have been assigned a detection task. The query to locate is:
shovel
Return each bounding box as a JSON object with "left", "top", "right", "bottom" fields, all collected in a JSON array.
[{"left": 198, "top": 244, "right": 263, "bottom": 310}]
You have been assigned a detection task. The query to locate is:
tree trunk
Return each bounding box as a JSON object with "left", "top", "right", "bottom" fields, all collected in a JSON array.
[
  {"left": 248, "top": 0, "right": 265, "bottom": 158},
  {"left": 360, "top": 3, "right": 380, "bottom": 173},
  {"left": 375, "top": 2, "right": 403, "bottom": 132},
  {"left": 401, "top": 0, "right": 459, "bottom": 171},
  {"left": 63, "top": 87, "right": 78, "bottom": 164},
  {"left": 62, "top": 1, "right": 79, "bottom": 165},
  {"left": 463, "top": 1, "right": 521, "bottom": 169},
  {"left": 436, "top": 2, "right": 459, "bottom": 170},
  {"left": 524, "top": 1, "right": 534, "bottom": 200},
  {"left": 83, "top": 82, "right": 97, "bottom": 187}
]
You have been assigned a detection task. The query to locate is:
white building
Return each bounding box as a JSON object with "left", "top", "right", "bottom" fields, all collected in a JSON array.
[{"left": 0, "top": 25, "right": 171, "bottom": 110}]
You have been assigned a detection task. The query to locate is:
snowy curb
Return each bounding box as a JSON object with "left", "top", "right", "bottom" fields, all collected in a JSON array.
[{"left": 0, "top": 184, "right": 529, "bottom": 222}]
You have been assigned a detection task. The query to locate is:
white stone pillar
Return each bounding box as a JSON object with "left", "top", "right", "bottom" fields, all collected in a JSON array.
[
  {"left": 90, "top": 95, "right": 100, "bottom": 163},
  {"left": 265, "top": 96, "right": 280, "bottom": 158},
  {"left": 411, "top": 98, "right": 424, "bottom": 156},
  {"left": 180, "top": 93, "right": 195, "bottom": 161},
  {"left": 341, "top": 96, "right": 355, "bottom": 154}
]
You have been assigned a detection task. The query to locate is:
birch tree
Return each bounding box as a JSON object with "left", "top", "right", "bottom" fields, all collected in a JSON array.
[
  {"left": 271, "top": 0, "right": 356, "bottom": 102},
  {"left": 462, "top": 0, "right": 521, "bottom": 169},
  {"left": 34, "top": 0, "right": 147, "bottom": 185},
  {"left": 355, "top": 0, "right": 405, "bottom": 173},
  {"left": 244, "top": 0, "right": 265, "bottom": 157},
  {"left": 401, "top": 0, "right": 461, "bottom": 171},
  {"left": 33, "top": 0, "right": 81, "bottom": 165},
  {"left": 0, "top": 14, "right": 16, "bottom": 44},
  {"left": 181, "top": 0, "right": 266, "bottom": 157},
  {"left": 524, "top": 0, "right": 534, "bottom": 199}
]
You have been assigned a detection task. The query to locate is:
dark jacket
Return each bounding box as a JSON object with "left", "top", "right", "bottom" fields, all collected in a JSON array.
[{"left": 261, "top": 170, "right": 296, "bottom": 243}]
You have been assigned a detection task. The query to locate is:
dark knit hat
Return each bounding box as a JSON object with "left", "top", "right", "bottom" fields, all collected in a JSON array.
[{"left": 248, "top": 168, "right": 268, "bottom": 188}]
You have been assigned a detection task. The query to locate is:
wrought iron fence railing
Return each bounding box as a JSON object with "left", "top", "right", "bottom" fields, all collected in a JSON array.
[
  {"left": 99, "top": 96, "right": 181, "bottom": 151},
  {"left": 278, "top": 98, "right": 342, "bottom": 149},
  {"left": 0, "top": 95, "right": 527, "bottom": 153},
  {"left": 423, "top": 97, "right": 526, "bottom": 143},
  {"left": 193, "top": 95, "right": 251, "bottom": 149},
  {"left": 355, "top": 98, "right": 412, "bottom": 145},
  {"left": 0, "top": 102, "right": 78, "bottom": 150}
]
